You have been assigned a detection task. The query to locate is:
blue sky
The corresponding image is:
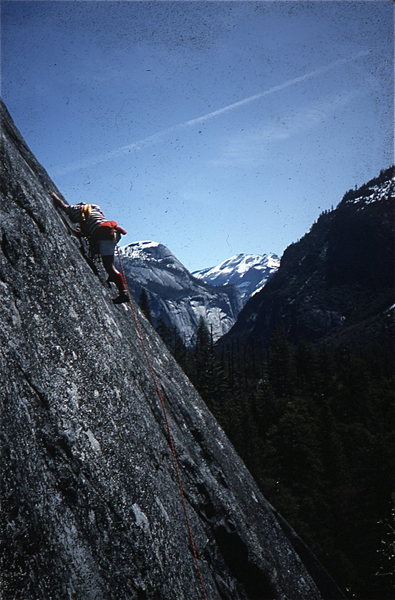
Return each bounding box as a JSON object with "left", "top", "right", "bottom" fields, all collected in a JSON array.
[{"left": 2, "top": 1, "right": 393, "bottom": 271}]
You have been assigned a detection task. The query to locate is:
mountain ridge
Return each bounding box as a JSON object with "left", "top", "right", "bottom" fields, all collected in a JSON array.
[
  {"left": 118, "top": 240, "right": 243, "bottom": 344},
  {"left": 219, "top": 165, "right": 395, "bottom": 351},
  {"left": 193, "top": 252, "right": 280, "bottom": 303}
]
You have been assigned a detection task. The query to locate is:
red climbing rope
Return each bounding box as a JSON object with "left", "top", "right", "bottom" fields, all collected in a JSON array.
[{"left": 115, "top": 247, "right": 209, "bottom": 600}]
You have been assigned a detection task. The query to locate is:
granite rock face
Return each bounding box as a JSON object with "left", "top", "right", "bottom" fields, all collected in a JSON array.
[
  {"left": 0, "top": 100, "right": 344, "bottom": 600},
  {"left": 118, "top": 241, "right": 242, "bottom": 345}
]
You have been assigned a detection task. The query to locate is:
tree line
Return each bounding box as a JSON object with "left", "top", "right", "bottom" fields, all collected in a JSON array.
[{"left": 140, "top": 292, "right": 394, "bottom": 599}]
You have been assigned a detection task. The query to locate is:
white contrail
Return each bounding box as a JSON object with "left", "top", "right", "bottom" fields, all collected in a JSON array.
[
  {"left": 181, "top": 51, "right": 369, "bottom": 127},
  {"left": 52, "top": 51, "right": 369, "bottom": 176}
]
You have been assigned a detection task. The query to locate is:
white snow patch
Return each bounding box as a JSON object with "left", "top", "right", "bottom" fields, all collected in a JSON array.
[
  {"left": 252, "top": 285, "right": 265, "bottom": 297},
  {"left": 137, "top": 240, "right": 160, "bottom": 249},
  {"left": 346, "top": 179, "right": 394, "bottom": 206}
]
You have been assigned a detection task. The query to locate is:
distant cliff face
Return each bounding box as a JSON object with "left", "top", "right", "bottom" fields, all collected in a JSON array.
[
  {"left": 119, "top": 241, "right": 242, "bottom": 344},
  {"left": 221, "top": 167, "right": 395, "bottom": 350},
  {"left": 0, "top": 100, "right": 344, "bottom": 600}
]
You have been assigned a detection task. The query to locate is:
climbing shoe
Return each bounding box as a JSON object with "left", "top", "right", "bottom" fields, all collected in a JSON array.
[{"left": 112, "top": 291, "right": 130, "bottom": 304}]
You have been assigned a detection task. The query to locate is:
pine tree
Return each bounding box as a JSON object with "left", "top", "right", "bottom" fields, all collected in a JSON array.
[
  {"left": 156, "top": 316, "right": 172, "bottom": 348},
  {"left": 253, "top": 376, "right": 281, "bottom": 437},
  {"left": 194, "top": 318, "right": 221, "bottom": 399},
  {"left": 267, "top": 331, "right": 297, "bottom": 397}
]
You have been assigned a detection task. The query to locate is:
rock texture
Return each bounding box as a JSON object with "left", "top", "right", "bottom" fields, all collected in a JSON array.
[
  {"left": 220, "top": 167, "right": 395, "bottom": 351},
  {"left": 0, "top": 100, "right": 344, "bottom": 600},
  {"left": 119, "top": 241, "right": 242, "bottom": 344}
]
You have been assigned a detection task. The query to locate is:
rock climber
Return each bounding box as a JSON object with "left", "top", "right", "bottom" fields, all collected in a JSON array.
[{"left": 51, "top": 191, "right": 130, "bottom": 304}]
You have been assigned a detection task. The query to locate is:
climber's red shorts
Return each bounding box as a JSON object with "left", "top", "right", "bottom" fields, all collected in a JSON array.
[{"left": 93, "top": 221, "right": 127, "bottom": 256}]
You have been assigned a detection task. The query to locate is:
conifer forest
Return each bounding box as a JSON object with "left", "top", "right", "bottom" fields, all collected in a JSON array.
[{"left": 151, "top": 314, "right": 394, "bottom": 600}]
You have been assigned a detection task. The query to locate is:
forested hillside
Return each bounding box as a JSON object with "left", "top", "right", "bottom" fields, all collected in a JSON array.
[
  {"left": 154, "top": 168, "right": 395, "bottom": 599},
  {"left": 157, "top": 318, "right": 394, "bottom": 600}
]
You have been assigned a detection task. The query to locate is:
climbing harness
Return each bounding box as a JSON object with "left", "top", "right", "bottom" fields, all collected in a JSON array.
[{"left": 116, "top": 247, "right": 209, "bottom": 600}]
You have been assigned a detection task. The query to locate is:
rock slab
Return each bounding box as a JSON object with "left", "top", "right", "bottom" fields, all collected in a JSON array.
[{"left": 0, "top": 100, "right": 344, "bottom": 600}]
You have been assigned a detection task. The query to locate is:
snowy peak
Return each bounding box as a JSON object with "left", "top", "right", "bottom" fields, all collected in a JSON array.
[
  {"left": 193, "top": 252, "right": 280, "bottom": 303},
  {"left": 122, "top": 240, "right": 161, "bottom": 255},
  {"left": 120, "top": 240, "right": 186, "bottom": 273},
  {"left": 118, "top": 241, "right": 243, "bottom": 344},
  {"left": 198, "top": 253, "right": 279, "bottom": 277}
]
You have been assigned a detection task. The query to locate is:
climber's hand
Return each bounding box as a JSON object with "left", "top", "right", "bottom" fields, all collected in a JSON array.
[{"left": 51, "top": 192, "right": 67, "bottom": 210}]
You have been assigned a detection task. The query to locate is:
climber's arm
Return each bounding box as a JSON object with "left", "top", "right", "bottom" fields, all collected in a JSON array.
[
  {"left": 51, "top": 191, "right": 69, "bottom": 212},
  {"left": 51, "top": 192, "right": 83, "bottom": 236}
]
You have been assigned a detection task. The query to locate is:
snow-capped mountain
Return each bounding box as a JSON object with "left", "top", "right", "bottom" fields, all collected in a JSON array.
[
  {"left": 193, "top": 253, "right": 280, "bottom": 304},
  {"left": 219, "top": 166, "right": 395, "bottom": 351},
  {"left": 118, "top": 241, "right": 242, "bottom": 344}
]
